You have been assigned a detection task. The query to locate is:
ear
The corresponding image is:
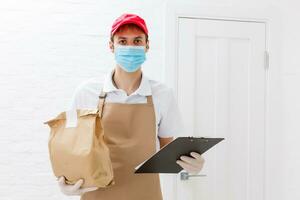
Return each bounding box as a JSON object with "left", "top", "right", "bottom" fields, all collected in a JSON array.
[
  {"left": 109, "top": 41, "right": 114, "bottom": 53},
  {"left": 145, "top": 41, "right": 149, "bottom": 53}
]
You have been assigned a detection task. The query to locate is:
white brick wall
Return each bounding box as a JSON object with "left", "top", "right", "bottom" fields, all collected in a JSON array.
[
  {"left": 0, "top": 1, "right": 167, "bottom": 199},
  {"left": 0, "top": 0, "right": 299, "bottom": 199}
]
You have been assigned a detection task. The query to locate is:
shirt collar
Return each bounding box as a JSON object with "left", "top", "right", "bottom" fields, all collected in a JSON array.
[{"left": 102, "top": 69, "right": 152, "bottom": 96}]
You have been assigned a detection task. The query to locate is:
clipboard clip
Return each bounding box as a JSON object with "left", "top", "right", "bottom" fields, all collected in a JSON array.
[{"left": 188, "top": 136, "right": 209, "bottom": 142}]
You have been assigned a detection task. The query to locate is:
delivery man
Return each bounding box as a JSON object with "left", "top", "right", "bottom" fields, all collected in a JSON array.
[{"left": 57, "top": 13, "right": 205, "bottom": 199}]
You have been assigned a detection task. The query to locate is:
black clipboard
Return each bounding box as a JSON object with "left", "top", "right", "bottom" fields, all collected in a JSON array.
[{"left": 134, "top": 137, "right": 224, "bottom": 173}]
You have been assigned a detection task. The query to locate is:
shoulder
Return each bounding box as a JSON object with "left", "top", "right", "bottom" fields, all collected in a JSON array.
[
  {"left": 148, "top": 79, "right": 175, "bottom": 99},
  {"left": 148, "top": 79, "right": 176, "bottom": 110},
  {"left": 74, "top": 75, "right": 106, "bottom": 96},
  {"left": 68, "top": 75, "right": 106, "bottom": 110}
]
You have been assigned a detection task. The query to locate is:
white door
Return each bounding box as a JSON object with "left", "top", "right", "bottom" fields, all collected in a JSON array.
[{"left": 173, "top": 18, "right": 267, "bottom": 200}]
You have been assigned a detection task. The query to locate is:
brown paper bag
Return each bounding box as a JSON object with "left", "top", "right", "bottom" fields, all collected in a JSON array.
[{"left": 43, "top": 109, "right": 115, "bottom": 188}]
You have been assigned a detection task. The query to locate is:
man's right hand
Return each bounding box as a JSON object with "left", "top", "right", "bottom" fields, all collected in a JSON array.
[{"left": 57, "top": 176, "right": 99, "bottom": 196}]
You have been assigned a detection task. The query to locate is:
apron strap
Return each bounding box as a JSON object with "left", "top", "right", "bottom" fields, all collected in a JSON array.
[
  {"left": 98, "top": 88, "right": 106, "bottom": 119},
  {"left": 146, "top": 95, "right": 153, "bottom": 105}
]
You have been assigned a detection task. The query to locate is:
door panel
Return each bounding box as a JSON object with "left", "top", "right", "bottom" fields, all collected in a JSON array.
[{"left": 175, "top": 18, "right": 266, "bottom": 200}]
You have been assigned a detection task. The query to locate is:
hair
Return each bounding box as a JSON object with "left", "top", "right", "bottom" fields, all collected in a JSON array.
[{"left": 110, "top": 23, "right": 149, "bottom": 43}]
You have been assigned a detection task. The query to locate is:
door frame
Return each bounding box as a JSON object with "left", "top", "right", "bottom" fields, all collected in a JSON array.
[{"left": 162, "top": 2, "right": 283, "bottom": 200}]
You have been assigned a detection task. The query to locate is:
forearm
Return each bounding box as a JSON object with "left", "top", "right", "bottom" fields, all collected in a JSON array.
[{"left": 158, "top": 136, "right": 174, "bottom": 149}]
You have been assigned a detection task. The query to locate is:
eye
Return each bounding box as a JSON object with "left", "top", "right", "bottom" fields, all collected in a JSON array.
[
  {"left": 134, "top": 39, "right": 143, "bottom": 45},
  {"left": 118, "top": 40, "right": 126, "bottom": 45}
]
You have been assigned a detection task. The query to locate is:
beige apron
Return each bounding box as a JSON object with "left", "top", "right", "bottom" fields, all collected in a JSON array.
[{"left": 81, "top": 88, "right": 163, "bottom": 200}]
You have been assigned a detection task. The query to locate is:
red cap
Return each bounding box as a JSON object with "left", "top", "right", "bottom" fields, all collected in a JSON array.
[{"left": 111, "top": 13, "right": 148, "bottom": 36}]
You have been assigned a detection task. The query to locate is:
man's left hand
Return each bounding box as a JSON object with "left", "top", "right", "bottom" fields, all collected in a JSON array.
[{"left": 176, "top": 152, "right": 205, "bottom": 174}]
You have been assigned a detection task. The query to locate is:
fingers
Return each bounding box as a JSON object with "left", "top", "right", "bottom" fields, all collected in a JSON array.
[
  {"left": 79, "top": 186, "right": 99, "bottom": 194},
  {"left": 180, "top": 155, "right": 204, "bottom": 167},
  {"left": 72, "top": 179, "right": 84, "bottom": 191},
  {"left": 190, "top": 152, "right": 202, "bottom": 160},
  {"left": 180, "top": 155, "right": 199, "bottom": 165},
  {"left": 57, "top": 176, "right": 97, "bottom": 196},
  {"left": 176, "top": 160, "right": 199, "bottom": 173},
  {"left": 176, "top": 152, "right": 205, "bottom": 174},
  {"left": 190, "top": 152, "right": 205, "bottom": 166},
  {"left": 58, "top": 176, "right": 66, "bottom": 187},
  {"left": 57, "top": 176, "right": 97, "bottom": 194}
]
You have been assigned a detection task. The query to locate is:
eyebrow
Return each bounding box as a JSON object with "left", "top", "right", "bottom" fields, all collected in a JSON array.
[{"left": 117, "top": 36, "right": 143, "bottom": 40}]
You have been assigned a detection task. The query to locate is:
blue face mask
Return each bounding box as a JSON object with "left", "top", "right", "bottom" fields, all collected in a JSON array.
[{"left": 114, "top": 45, "right": 146, "bottom": 73}]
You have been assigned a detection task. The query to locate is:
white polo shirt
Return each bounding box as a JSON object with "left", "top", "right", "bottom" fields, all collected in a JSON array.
[{"left": 67, "top": 69, "right": 184, "bottom": 151}]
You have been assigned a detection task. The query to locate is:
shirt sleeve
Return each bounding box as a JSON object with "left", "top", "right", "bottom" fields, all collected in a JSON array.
[{"left": 157, "top": 88, "right": 184, "bottom": 138}]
